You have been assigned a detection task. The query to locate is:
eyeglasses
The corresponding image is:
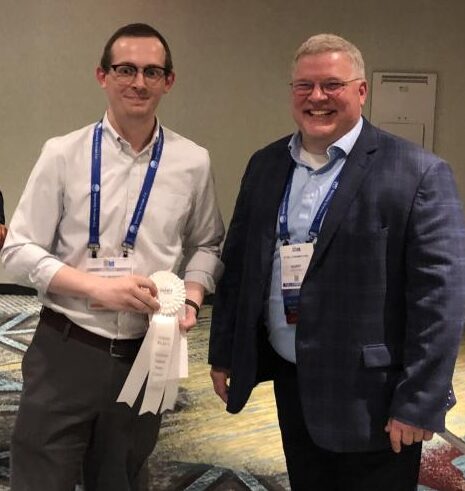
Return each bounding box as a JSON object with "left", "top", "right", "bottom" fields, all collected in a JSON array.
[
  {"left": 289, "top": 78, "right": 362, "bottom": 96},
  {"left": 110, "top": 64, "right": 169, "bottom": 85}
]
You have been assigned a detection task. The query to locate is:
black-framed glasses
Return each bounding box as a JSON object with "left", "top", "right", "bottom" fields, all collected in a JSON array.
[
  {"left": 110, "top": 64, "right": 169, "bottom": 85},
  {"left": 289, "top": 78, "right": 362, "bottom": 96}
]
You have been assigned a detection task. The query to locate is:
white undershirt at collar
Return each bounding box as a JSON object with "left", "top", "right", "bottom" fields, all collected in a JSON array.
[{"left": 299, "top": 147, "right": 329, "bottom": 170}]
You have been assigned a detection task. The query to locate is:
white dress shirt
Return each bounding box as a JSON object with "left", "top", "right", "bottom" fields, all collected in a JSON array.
[{"left": 2, "top": 115, "right": 225, "bottom": 339}]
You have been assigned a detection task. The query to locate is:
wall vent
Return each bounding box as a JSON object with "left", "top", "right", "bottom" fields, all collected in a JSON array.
[
  {"left": 370, "top": 72, "right": 437, "bottom": 151},
  {"left": 380, "top": 74, "right": 429, "bottom": 84}
]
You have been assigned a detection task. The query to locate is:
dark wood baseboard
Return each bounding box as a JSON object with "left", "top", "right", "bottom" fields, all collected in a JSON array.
[
  {"left": 0, "top": 285, "right": 213, "bottom": 302},
  {"left": 0, "top": 285, "right": 212, "bottom": 302},
  {"left": 0, "top": 284, "right": 37, "bottom": 295}
]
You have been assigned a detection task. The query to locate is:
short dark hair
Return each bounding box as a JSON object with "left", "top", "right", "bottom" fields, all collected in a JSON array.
[{"left": 100, "top": 23, "right": 173, "bottom": 74}]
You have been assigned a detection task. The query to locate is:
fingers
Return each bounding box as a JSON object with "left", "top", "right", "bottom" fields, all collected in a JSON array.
[
  {"left": 125, "top": 295, "right": 157, "bottom": 314},
  {"left": 210, "top": 367, "right": 230, "bottom": 404},
  {"left": 179, "top": 308, "right": 197, "bottom": 332},
  {"left": 134, "top": 276, "right": 158, "bottom": 298},
  {"left": 423, "top": 430, "right": 434, "bottom": 441},
  {"left": 131, "top": 280, "right": 159, "bottom": 312},
  {"left": 412, "top": 429, "right": 424, "bottom": 443},
  {"left": 385, "top": 418, "right": 435, "bottom": 453},
  {"left": 385, "top": 419, "right": 402, "bottom": 453},
  {"left": 90, "top": 275, "right": 159, "bottom": 313}
]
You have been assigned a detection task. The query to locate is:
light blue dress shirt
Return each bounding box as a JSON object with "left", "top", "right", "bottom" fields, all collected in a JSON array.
[{"left": 265, "top": 118, "right": 364, "bottom": 363}]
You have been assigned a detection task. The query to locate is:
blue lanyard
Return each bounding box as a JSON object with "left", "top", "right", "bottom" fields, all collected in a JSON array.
[
  {"left": 307, "top": 173, "right": 341, "bottom": 242},
  {"left": 88, "top": 121, "right": 164, "bottom": 257},
  {"left": 278, "top": 161, "right": 342, "bottom": 244}
]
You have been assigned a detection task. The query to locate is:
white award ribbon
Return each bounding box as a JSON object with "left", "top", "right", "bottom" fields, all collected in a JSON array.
[{"left": 116, "top": 271, "right": 187, "bottom": 415}]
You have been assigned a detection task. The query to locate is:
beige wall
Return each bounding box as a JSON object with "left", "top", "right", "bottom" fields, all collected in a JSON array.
[{"left": 1, "top": 0, "right": 465, "bottom": 282}]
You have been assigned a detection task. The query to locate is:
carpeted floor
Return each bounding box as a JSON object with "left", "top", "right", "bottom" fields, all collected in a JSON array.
[{"left": 1, "top": 295, "right": 464, "bottom": 490}]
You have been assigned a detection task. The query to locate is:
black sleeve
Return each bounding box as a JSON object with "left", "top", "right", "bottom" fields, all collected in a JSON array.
[
  {"left": 208, "top": 154, "right": 257, "bottom": 369},
  {"left": 0, "top": 191, "right": 5, "bottom": 224}
]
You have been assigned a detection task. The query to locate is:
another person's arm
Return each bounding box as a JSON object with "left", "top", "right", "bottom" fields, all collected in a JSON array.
[
  {"left": 0, "top": 191, "right": 7, "bottom": 249},
  {"left": 208, "top": 154, "right": 256, "bottom": 402},
  {"left": 0, "top": 224, "right": 7, "bottom": 250}
]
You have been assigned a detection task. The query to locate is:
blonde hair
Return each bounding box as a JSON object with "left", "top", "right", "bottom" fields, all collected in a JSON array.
[{"left": 293, "top": 33, "right": 365, "bottom": 79}]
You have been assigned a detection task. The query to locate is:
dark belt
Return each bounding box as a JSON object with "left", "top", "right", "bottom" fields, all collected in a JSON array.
[{"left": 40, "top": 306, "right": 144, "bottom": 359}]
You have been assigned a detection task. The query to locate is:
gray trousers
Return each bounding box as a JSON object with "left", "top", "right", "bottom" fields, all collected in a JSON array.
[{"left": 10, "top": 315, "right": 161, "bottom": 491}]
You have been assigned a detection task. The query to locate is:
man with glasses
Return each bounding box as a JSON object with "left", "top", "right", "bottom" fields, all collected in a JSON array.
[
  {"left": 209, "top": 34, "right": 465, "bottom": 490},
  {"left": 2, "top": 23, "right": 224, "bottom": 490}
]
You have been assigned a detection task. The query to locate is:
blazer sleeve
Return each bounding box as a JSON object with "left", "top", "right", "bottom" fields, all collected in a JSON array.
[
  {"left": 208, "top": 155, "right": 256, "bottom": 370},
  {"left": 390, "top": 159, "right": 465, "bottom": 432}
]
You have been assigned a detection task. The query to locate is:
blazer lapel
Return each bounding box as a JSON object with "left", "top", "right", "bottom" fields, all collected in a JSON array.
[
  {"left": 308, "top": 120, "right": 379, "bottom": 271},
  {"left": 258, "top": 143, "right": 294, "bottom": 276}
]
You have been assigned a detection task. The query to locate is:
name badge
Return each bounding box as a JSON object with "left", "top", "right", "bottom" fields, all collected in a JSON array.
[
  {"left": 86, "top": 257, "right": 133, "bottom": 310},
  {"left": 280, "top": 242, "right": 313, "bottom": 289},
  {"left": 279, "top": 242, "right": 313, "bottom": 324}
]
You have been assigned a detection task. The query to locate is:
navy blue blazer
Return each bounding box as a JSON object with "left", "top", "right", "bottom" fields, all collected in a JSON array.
[{"left": 209, "top": 119, "right": 465, "bottom": 452}]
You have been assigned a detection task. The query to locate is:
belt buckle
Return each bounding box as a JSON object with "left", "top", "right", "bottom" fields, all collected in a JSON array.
[{"left": 110, "top": 338, "right": 125, "bottom": 358}]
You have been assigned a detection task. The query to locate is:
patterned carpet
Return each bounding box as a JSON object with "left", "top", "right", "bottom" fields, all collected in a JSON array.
[
  {"left": 0, "top": 295, "right": 289, "bottom": 490},
  {"left": 0, "top": 294, "right": 464, "bottom": 490}
]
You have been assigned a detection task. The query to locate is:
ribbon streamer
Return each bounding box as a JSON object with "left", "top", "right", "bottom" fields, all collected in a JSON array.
[{"left": 117, "top": 271, "right": 187, "bottom": 415}]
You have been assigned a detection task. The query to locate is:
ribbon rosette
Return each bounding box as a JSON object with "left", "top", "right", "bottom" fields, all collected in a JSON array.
[{"left": 117, "top": 271, "right": 188, "bottom": 415}]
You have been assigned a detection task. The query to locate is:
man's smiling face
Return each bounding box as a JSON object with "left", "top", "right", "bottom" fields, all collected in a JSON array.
[
  {"left": 96, "top": 36, "right": 174, "bottom": 125},
  {"left": 291, "top": 51, "right": 367, "bottom": 154}
]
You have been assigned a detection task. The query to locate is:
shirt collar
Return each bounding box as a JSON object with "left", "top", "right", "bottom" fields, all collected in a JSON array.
[
  {"left": 288, "top": 117, "right": 364, "bottom": 172},
  {"left": 102, "top": 112, "right": 160, "bottom": 155}
]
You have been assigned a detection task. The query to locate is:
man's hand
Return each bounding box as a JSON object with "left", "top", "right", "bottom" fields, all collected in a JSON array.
[
  {"left": 89, "top": 275, "right": 159, "bottom": 313},
  {"left": 179, "top": 281, "right": 205, "bottom": 333},
  {"left": 210, "top": 366, "right": 231, "bottom": 404},
  {"left": 179, "top": 303, "right": 197, "bottom": 332},
  {"left": 48, "top": 265, "right": 159, "bottom": 313},
  {"left": 0, "top": 224, "right": 7, "bottom": 249},
  {"left": 385, "top": 417, "right": 434, "bottom": 453}
]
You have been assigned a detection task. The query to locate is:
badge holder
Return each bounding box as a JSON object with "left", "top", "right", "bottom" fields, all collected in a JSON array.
[
  {"left": 85, "top": 256, "right": 133, "bottom": 310},
  {"left": 280, "top": 242, "right": 314, "bottom": 324}
]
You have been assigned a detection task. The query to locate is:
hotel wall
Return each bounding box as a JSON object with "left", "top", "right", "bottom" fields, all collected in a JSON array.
[{"left": 1, "top": 0, "right": 464, "bottom": 282}]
